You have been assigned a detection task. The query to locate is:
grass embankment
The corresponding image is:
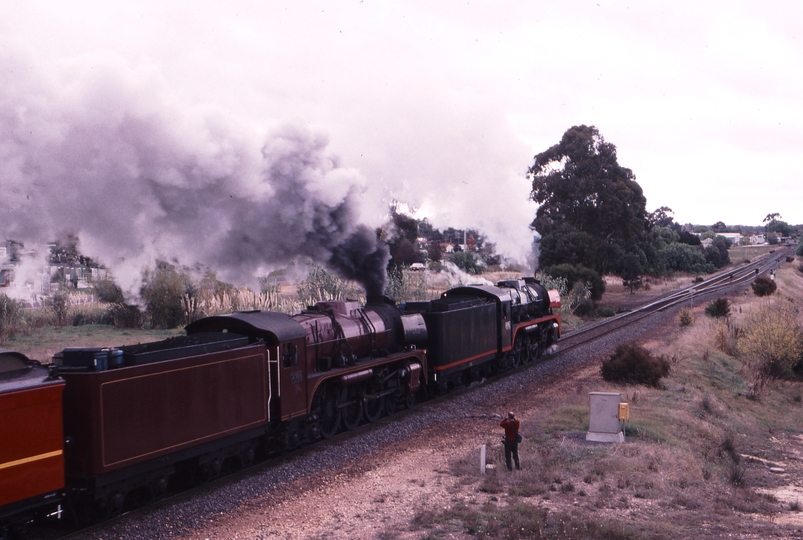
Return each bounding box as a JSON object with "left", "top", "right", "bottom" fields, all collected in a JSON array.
[
  {"left": 415, "top": 261, "right": 803, "bottom": 539},
  {"left": 729, "top": 244, "right": 780, "bottom": 265}
]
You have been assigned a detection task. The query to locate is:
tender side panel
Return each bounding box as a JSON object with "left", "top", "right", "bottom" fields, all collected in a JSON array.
[
  {"left": 0, "top": 383, "right": 65, "bottom": 507},
  {"left": 63, "top": 345, "right": 268, "bottom": 476},
  {"left": 424, "top": 302, "right": 498, "bottom": 370}
]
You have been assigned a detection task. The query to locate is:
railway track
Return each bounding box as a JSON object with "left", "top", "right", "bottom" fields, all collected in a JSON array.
[
  {"left": 29, "top": 246, "right": 795, "bottom": 539},
  {"left": 558, "top": 246, "right": 794, "bottom": 353}
]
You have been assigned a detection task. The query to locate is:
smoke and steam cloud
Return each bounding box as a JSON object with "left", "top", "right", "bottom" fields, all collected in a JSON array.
[{"left": 0, "top": 50, "right": 389, "bottom": 298}]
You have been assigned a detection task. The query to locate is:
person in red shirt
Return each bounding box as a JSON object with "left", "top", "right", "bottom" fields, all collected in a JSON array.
[{"left": 500, "top": 411, "right": 521, "bottom": 470}]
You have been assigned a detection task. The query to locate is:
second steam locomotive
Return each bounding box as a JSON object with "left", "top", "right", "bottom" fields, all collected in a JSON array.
[{"left": 1, "top": 277, "right": 559, "bottom": 531}]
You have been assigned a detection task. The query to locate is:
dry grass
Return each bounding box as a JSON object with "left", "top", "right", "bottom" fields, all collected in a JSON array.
[{"left": 432, "top": 261, "right": 803, "bottom": 538}]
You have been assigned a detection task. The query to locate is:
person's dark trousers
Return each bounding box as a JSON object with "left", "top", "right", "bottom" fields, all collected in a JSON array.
[{"left": 504, "top": 441, "right": 520, "bottom": 470}]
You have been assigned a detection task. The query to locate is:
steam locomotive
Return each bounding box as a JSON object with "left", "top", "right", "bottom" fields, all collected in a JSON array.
[{"left": 0, "top": 277, "right": 559, "bottom": 533}]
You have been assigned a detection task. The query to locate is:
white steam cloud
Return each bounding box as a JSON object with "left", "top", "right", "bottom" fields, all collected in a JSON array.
[{"left": 0, "top": 50, "right": 389, "bottom": 298}]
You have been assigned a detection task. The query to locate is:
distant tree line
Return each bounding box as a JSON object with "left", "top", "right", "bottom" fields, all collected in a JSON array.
[{"left": 525, "top": 125, "right": 785, "bottom": 297}]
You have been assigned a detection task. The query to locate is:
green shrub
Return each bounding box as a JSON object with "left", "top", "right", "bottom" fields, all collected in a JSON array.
[
  {"left": 601, "top": 342, "right": 670, "bottom": 388},
  {"left": 705, "top": 297, "right": 731, "bottom": 318},
  {"left": 751, "top": 276, "right": 777, "bottom": 297},
  {"left": 93, "top": 279, "right": 125, "bottom": 303},
  {"left": 740, "top": 300, "right": 803, "bottom": 385},
  {"left": 47, "top": 291, "right": 70, "bottom": 327},
  {"left": 567, "top": 281, "right": 594, "bottom": 316},
  {"left": 715, "top": 319, "right": 740, "bottom": 356},
  {"left": 140, "top": 261, "right": 191, "bottom": 329},
  {"left": 70, "top": 304, "right": 113, "bottom": 326},
  {"left": 678, "top": 307, "right": 693, "bottom": 327},
  {"left": 107, "top": 303, "right": 143, "bottom": 328},
  {"left": 447, "top": 251, "right": 483, "bottom": 275},
  {"left": 0, "top": 294, "right": 23, "bottom": 343},
  {"left": 546, "top": 263, "right": 605, "bottom": 301},
  {"left": 297, "top": 264, "right": 362, "bottom": 306},
  {"left": 597, "top": 307, "right": 616, "bottom": 318},
  {"left": 384, "top": 266, "right": 428, "bottom": 302},
  {"left": 535, "top": 271, "right": 567, "bottom": 297}
]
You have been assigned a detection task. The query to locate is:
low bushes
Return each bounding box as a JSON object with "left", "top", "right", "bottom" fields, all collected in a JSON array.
[
  {"left": 678, "top": 307, "right": 693, "bottom": 327},
  {"left": 0, "top": 294, "right": 23, "bottom": 343},
  {"left": 597, "top": 307, "right": 616, "bottom": 318},
  {"left": 705, "top": 297, "right": 731, "bottom": 318},
  {"left": 740, "top": 300, "right": 803, "bottom": 388},
  {"left": 107, "top": 304, "right": 144, "bottom": 328},
  {"left": 751, "top": 276, "right": 777, "bottom": 297},
  {"left": 546, "top": 263, "right": 605, "bottom": 301},
  {"left": 601, "top": 342, "right": 671, "bottom": 388}
]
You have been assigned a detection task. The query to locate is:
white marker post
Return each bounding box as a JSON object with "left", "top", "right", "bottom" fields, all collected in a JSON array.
[{"left": 480, "top": 444, "right": 486, "bottom": 474}]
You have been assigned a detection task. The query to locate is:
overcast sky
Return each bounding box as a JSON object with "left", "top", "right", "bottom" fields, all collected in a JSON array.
[{"left": 2, "top": 1, "right": 801, "bottom": 282}]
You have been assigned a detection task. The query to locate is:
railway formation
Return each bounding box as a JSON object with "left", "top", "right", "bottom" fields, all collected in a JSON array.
[
  {"left": 17, "top": 246, "right": 795, "bottom": 540},
  {"left": 559, "top": 245, "right": 794, "bottom": 353}
]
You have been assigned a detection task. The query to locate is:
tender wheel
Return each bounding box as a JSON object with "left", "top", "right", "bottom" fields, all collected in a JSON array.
[
  {"left": 404, "top": 392, "right": 417, "bottom": 409},
  {"left": 341, "top": 387, "right": 363, "bottom": 430},
  {"left": 317, "top": 384, "right": 341, "bottom": 439}
]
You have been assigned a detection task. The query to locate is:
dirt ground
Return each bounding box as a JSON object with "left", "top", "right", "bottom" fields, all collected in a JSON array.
[{"left": 185, "top": 364, "right": 610, "bottom": 540}]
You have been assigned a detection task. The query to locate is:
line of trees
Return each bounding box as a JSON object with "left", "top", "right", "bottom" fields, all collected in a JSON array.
[{"left": 528, "top": 125, "right": 741, "bottom": 296}]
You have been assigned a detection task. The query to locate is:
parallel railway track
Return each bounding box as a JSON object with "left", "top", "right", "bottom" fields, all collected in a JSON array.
[{"left": 558, "top": 246, "right": 794, "bottom": 353}]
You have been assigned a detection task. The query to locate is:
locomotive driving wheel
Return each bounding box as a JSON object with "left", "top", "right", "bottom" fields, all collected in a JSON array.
[
  {"left": 316, "top": 383, "right": 341, "bottom": 439},
  {"left": 537, "top": 326, "right": 554, "bottom": 358},
  {"left": 512, "top": 334, "right": 526, "bottom": 368},
  {"left": 340, "top": 386, "right": 363, "bottom": 430},
  {"left": 527, "top": 334, "right": 540, "bottom": 363},
  {"left": 363, "top": 383, "right": 384, "bottom": 422},
  {"left": 384, "top": 394, "right": 397, "bottom": 416}
]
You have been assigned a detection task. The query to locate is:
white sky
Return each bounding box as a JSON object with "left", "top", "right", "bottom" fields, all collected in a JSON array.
[{"left": 2, "top": 1, "right": 802, "bottom": 268}]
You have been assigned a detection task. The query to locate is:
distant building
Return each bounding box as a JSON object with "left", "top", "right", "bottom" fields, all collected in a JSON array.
[
  {"left": 694, "top": 232, "right": 742, "bottom": 247},
  {"left": 718, "top": 233, "right": 742, "bottom": 245},
  {"left": 750, "top": 235, "right": 766, "bottom": 245},
  {"left": 0, "top": 242, "right": 13, "bottom": 288},
  {"left": 0, "top": 239, "right": 107, "bottom": 295}
]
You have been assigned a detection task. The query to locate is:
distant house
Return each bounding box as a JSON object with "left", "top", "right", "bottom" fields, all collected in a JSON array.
[
  {"left": 695, "top": 232, "right": 742, "bottom": 247},
  {"left": 718, "top": 233, "right": 742, "bottom": 245},
  {"left": 750, "top": 235, "right": 766, "bottom": 245},
  {"left": 0, "top": 243, "right": 13, "bottom": 288}
]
